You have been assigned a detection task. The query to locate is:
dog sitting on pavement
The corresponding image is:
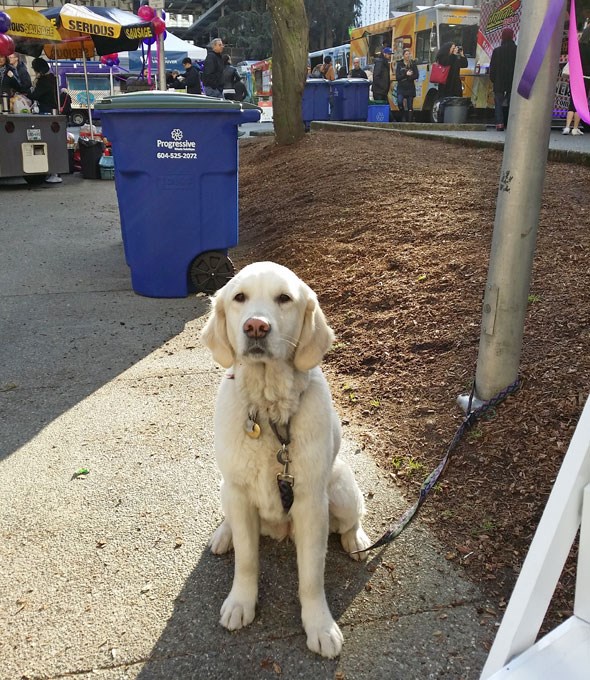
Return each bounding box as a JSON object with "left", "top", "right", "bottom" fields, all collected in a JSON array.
[{"left": 201, "top": 261, "right": 371, "bottom": 658}]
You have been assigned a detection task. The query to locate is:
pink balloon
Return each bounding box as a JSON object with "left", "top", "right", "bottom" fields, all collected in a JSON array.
[
  {"left": 151, "top": 17, "right": 166, "bottom": 36},
  {"left": 137, "top": 5, "right": 155, "bottom": 20},
  {"left": 0, "top": 33, "right": 14, "bottom": 57}
]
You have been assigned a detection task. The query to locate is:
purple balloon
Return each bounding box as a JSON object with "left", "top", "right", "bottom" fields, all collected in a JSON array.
[
  {"left": 143, "top": 36, "right": 156, "bottom": 46},
  {"left": 0, "top": 11, "right": 11, "bottom": 34}
]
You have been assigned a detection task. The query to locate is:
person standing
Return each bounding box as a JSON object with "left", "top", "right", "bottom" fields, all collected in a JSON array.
[
  {"left": 222, "top": 54, "right": 241, "bottom": 99},
  {"left": 562, "top": 25, "right": 590, "bottom": 135},
  {"left": 434, "top": 42, "right": 467, "bottom": 98},
  {"left": 320, "top": 55, "right": 336, "bottom": 80},
  {"left": 180, "top": 57, "right": 202, "bottom": 94},
  {"left": 0, "top": 55, "right": 24, "bottom": 104},
  {"left": 489, "top": 27, "right": 517, "bottom": 131},
  {"left": 8, "top": 53, "right": 31, "bottom": 91},
  {"left": 372, "top": 47, "right": 392, "bottom": 102},
  {"left": 395, "top": 48, "right": 418, "bottom": 121},
  {"left": 202, "top": 38, "right": 225, "bottom": 98},
  {"left": 29, "top": 58, "right": 57, "bottom": 113},
  {"left": 28, "top": 57, "right": 62, "bottom": 183},
  {"left": 349, "top": 57, "right": 368, "bottom": 79}
]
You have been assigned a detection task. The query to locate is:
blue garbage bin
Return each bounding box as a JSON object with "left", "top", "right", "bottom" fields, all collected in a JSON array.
[
  {"left": 95, "top": 92, "right": 261, "bottom": 298},
  {"left": 302, "top": 79, "right": 332, "bottom": 130},
  {"left": 330, "top": 78, "right": 370, "bottom": 121}
]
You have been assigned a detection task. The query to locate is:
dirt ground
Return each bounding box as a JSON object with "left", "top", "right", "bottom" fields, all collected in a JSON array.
[{"left": 233, "top": 129, "right": 590, "bottom": 634}]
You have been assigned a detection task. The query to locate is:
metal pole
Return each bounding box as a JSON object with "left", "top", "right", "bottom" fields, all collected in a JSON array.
[
  {"left": 81, "top": 48, "right": 94, "bottom": 139},
  {"left": 473, "top": 0, "right": 566, "bottom": 401},
  {"left": 156, "top": 9, "right": 166, "bottom": 91}
]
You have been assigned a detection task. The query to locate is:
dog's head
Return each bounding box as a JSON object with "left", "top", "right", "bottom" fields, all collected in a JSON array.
[{"left": 201, "top": 262, "right": 334, "bottom": 371}]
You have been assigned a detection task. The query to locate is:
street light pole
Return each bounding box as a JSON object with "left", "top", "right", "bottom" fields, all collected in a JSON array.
[{"left": 473, "top": 0, "right": 566, "bottom": 401}]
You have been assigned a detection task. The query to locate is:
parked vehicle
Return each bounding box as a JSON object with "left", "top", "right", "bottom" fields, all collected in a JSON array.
[{"left": 350, "top": 4, "right": 480, "bottom": 121}]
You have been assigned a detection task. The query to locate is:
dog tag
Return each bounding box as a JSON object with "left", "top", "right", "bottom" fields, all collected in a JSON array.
[{"left": 245, "top": 418, "right": 261, "bottom": 439}]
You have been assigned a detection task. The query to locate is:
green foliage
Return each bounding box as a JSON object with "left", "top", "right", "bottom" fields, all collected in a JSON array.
[
  {"left": 216, "top": 2, "right": 272, "bottom": 60},
  {"left": 214, "top": 0, "right": 361, "bottom": 58},
  {"left": 305, "top": 0, "right": 361, "bottom": 51}
]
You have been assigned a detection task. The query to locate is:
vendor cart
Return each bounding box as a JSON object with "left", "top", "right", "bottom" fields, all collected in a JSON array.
[{"left": 0, "top": 113, "right": 69, "bottom": 184}]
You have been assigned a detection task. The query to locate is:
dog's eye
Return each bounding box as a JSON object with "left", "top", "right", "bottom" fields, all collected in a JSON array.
[
  {"left": 234, "top": 293, "right": 246, "bottom": 303},
  {"left": 277, "top": 294, "right": 292, "bottom": 304}
]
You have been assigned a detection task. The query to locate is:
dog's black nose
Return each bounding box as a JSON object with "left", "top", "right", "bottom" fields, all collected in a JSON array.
[{"left": 243, "top": 317, "right": 271, "bottom": 339}]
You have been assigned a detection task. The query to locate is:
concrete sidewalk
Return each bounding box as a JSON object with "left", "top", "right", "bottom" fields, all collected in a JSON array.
[{"left": 0, "top": 175, "right": 496, "bottom": 679}]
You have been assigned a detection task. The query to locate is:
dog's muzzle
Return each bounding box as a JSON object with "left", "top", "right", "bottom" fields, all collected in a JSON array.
[{"left": 243, "top": 316, "right": 271, "bottom": 357}]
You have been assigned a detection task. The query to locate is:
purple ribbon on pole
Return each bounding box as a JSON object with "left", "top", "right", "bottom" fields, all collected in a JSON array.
[
  {"left": 517, "top": 0, "right": 566, "bottom": 99},
  {"left": 568, "top": 0, "right": 590, "bottom": 124}
]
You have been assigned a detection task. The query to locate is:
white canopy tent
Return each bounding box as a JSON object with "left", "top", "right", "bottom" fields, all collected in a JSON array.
[{"left": 118, "top": 32, "right": 207, "bottom": 72}]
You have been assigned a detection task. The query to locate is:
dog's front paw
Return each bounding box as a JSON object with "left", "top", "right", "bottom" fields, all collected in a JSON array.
[
  {"left": 304, "top": 615, "right": 344, "bottom": 658},
  {"left": 209, "top": 519, "right": 233, "bottom": 554},
  {"left": 341, "top": 525, "right": 371, "bottom": 561},
  {"left": 220, "top": 593, "right": 256, "bottom": 630}
]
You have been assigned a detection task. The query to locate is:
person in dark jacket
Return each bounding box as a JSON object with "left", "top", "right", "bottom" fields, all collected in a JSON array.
[
  {"left": 0, "top": 55, "right": 24, "bottom": 101},
  {"left": 29, "top": 57, "right": 57, "bottom": 114},
  {"left": 180, "top": 57, "right": 202, "bottom": 94},
  {"left": 222, "top": 53, "right": 241, "bottom": 99},
  {"left": 435, "top": 42, "right": 467, "bottom": 98},
  {"left": 349, "top": 57, "right": 368, "bottom": 79},
  {"left": 202, "top": 38, "right": 224, "bottom": 97},
  {"left": 489, "top": 27, "right": 517, "bottom": 131},
  {"left": 371, "top": 47, "right": 392, "bottom": 101},
  {"left": 395, "top": 48, "right": 418, "bottom": 121},
  {"left": 8, "top": 53, "right": 32, "bottom": 91}
]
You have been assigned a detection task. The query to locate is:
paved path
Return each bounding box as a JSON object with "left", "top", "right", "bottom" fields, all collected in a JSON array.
[{"left": 0, "top": 160, "right": 497, "bottom": 679}]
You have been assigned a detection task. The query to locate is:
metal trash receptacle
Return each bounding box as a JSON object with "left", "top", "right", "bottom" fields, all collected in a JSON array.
[
  {"left": 78, "top": 138, "right": 104, "bottom": 179},
  {"left": 439, "top": 97, "right": 471, "bottom": 124},
  {"left": 302, "top": 79, "right": 331, "bottom": 129},
  {"left": 95, "top": 92, "right": 261, "bottom": 298},
  {"left": 330, "top": 78, "right": 370, "bottom": 121}
]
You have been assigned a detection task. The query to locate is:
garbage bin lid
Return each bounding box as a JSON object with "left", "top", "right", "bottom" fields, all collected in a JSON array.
[
  {"left": 95, "top": 91, "right": 261, "bottom": 112},
  {"left": 332, "top": 78, "right": 370, "bottom": 84}
]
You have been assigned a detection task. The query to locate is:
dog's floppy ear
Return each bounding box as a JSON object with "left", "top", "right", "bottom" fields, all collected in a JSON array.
[
  {"left": 201, "top": 290, "right": 235, "bottom": 368},
  {"left": 293, "top": 291, "right": 335, "bottom": 371}
]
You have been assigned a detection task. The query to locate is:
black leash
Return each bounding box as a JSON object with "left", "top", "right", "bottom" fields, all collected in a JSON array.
[{"left": 351, "top": 377, "right": 522, "bottom": 554}]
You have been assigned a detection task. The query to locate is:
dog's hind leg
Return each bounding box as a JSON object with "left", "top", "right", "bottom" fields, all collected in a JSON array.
[{"left": 328, "top": 458, "right": 371, "bottom": 561}]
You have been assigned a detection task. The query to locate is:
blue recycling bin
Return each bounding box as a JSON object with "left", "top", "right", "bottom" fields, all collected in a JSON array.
[
  {"left": 95, "top": 91, "right": 261, "bottom": 298},
  {"left": 330, "top": 78, "right": 370, "bottom": 121},
  {"left": 302, "top": 79, "right": 332, "bottom": 129}
]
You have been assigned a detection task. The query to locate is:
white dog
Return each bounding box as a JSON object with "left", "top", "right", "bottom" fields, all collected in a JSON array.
[{"left": 201, "top": 261, "right": 371, "bottom": 658}]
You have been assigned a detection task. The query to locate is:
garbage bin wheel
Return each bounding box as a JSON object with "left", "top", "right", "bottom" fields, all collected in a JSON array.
[{"left": 189, "top": 250, "right": 235, "bottom": 294}]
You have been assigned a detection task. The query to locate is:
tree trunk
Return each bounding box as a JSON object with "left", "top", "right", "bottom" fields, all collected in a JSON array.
[{"left": 267, "top": 0, "right": 309, "bottom": 145}]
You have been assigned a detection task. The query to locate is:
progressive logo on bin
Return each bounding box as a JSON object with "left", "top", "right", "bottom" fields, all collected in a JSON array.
[{"left": 156, "top": 129, "right": 198, "bottom": 160}]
